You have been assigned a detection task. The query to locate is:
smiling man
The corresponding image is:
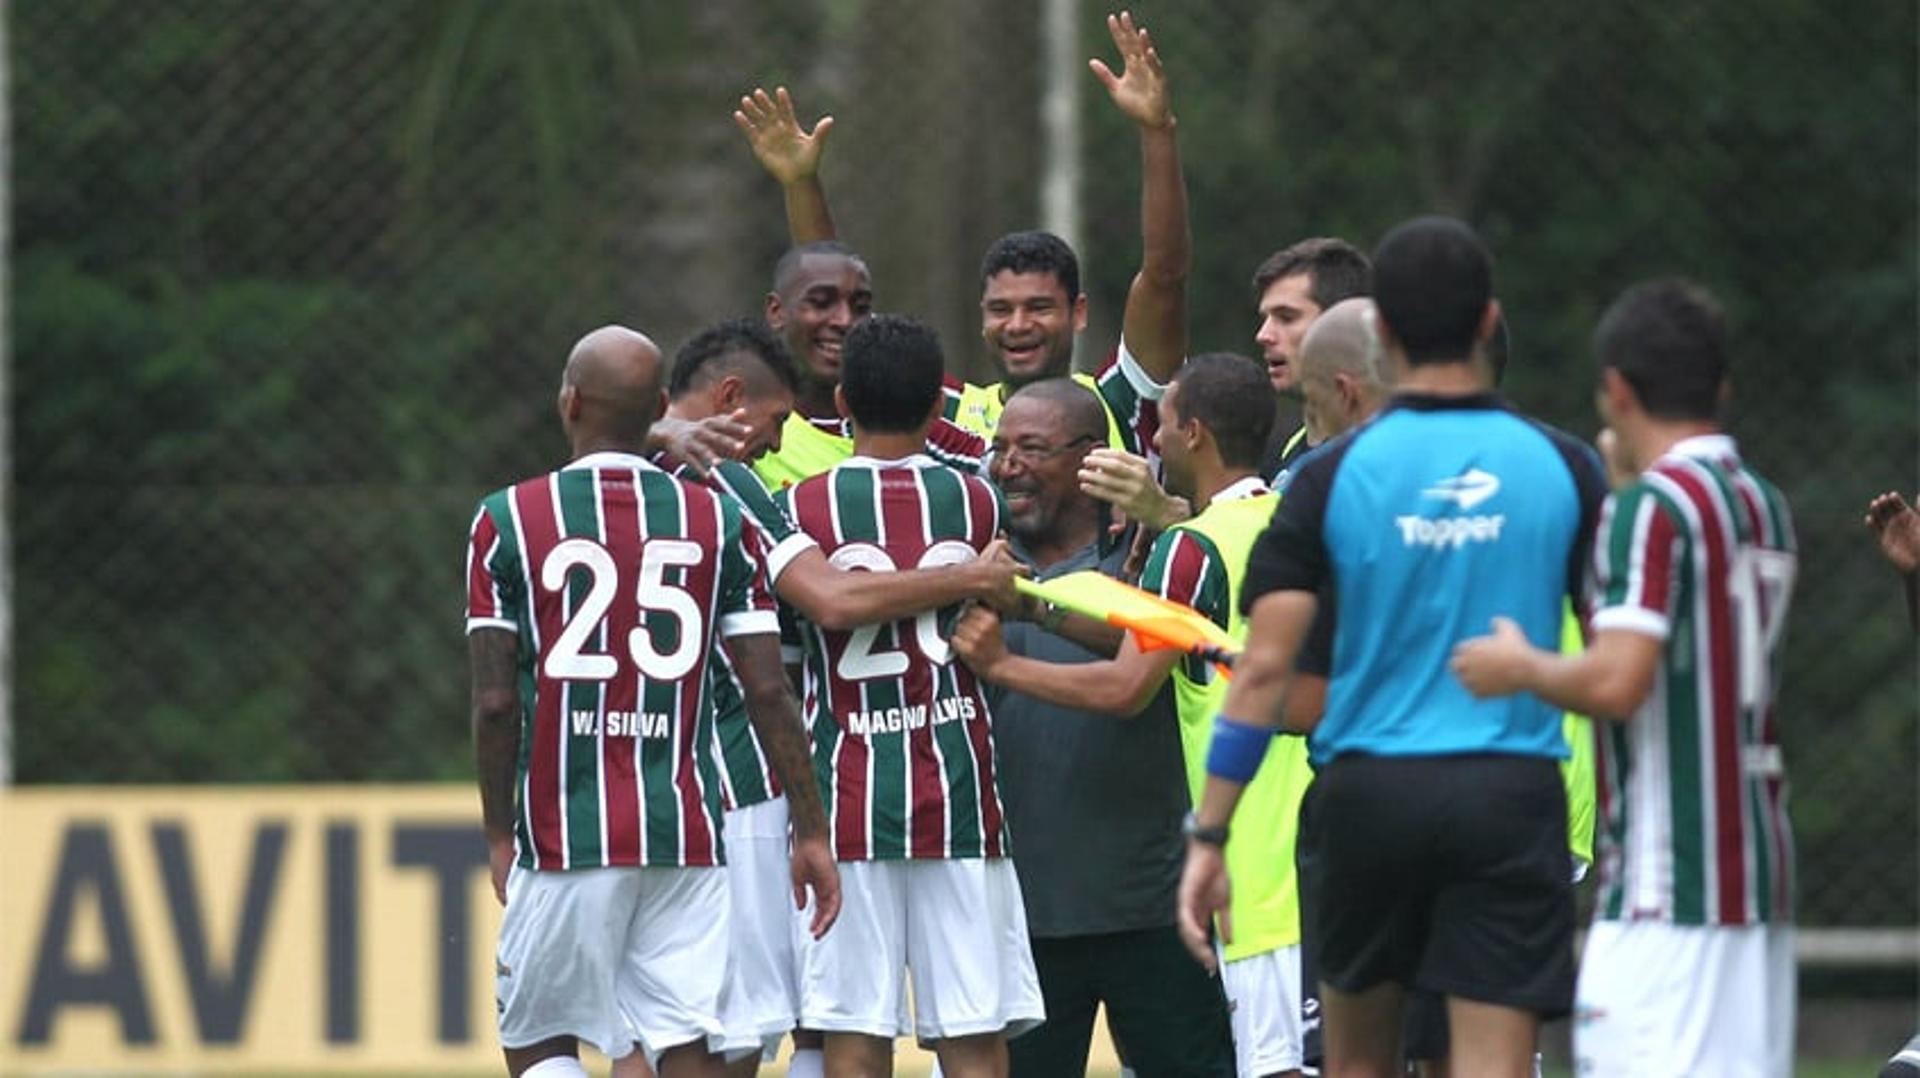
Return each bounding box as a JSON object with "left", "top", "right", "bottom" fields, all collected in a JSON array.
[{"left": 739, "top": 11, "right": 1192, "bottom": 462}]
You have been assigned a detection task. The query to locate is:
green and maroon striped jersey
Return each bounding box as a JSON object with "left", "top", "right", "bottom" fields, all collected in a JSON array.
[
  {"left": 465, "top": 452, "right": 777, "bottom": 870},
  {"left": 1589, "top": 435, "right": 1796, "bottom": 926},
  {"left": 656, "top": 453, "right": 818, "bottom": 811},
  {"left": 776, "top": 455, "right": 1008, "bottom": 862}
]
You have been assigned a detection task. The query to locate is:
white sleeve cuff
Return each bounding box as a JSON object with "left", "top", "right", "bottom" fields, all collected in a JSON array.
[
  {"left": 764, "top": 533, "right": 818, "bottom": 587},
  {"left": 1591, "top": 604, "right": 1670, "bottom": 641},
  {"left": 466, "top": 617, "right": 517, "bottom": 634},
  {"left": 720, "top": 610, "right": 781, "bottom": 639},
  {"left": 1115, "top": 337, "right": 1169, "bottom": 401}
]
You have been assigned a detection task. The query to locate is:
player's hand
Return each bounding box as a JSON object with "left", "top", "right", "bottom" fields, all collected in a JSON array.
[
  {"left": 1595, "top": 427, "right": 1636, "bottom": 490},
  {"left": 949, "top": 606, "right": 1009, "bottom": 677},
  {"left": 733, "top": 86, "right": 834, "bottom": 186},
  {"left": 1079, "top": 448, "right": 1189, "bottom": 531},
  {"left": 972, "top": 538, "right": 1030, "bottom": 615},
  {"left": 487, "top": 831, "right": 515, "bottom": 906},
  {"left": 1866, "top": 491, "right": 1920, "bottom": 575},
  {"left": 1090, "top": 11, "right": 1174, "bottom": 131},
  {"left": 1449, "top": 616, "right": 1536, "bottom": 698},
  {"left": 650, "top": 410, "right": 750, "bottom": 477},
  {"left": 1122, "top": 523, "right": 1158, "bottom": 582},
  {"left": 1176, "top": 840, "right": 1228, "bottom": 972},
  {"left": 791, "top": 834, "right": 842, "bottom": 939}
]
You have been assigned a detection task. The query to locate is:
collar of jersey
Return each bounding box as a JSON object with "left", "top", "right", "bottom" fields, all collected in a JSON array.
[
  {"left": 563, "top": 450, "right": 660, "bottom": 472},
  {"left": 1386, "top": 390, "right": 1507, "bottom": 413},
  {"left": 843, "top": 453, "right": 940, "bottom": 469},
  {"left": 1211, "top": 475, "right": 1271, "bottom": 504},
  {"left": 1658, "top": 432, "right": 1739, "bottom": 465}
]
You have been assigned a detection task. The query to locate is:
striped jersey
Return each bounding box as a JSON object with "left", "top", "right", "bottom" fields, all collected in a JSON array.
[
  {"left": 1590, "top": 434, "right": 1796, "bottom": 926},
  {"left": 655, "top": 454, "right": 818, "bottom": 812},
  {"left": 777, "top": 455, "right": 1008, "bottom": 862},
  {"left": 753, "top": 411, "right": 988, "bottom": 492},
  {"left": 1141, "top": 477, "right": 1309, "bottom": 962},
  {"left": 465, "top": 452, "right": 777, "bottom": 870},
  {"left": 944, "top": 342, "right": 1165, "bottom": 468}
]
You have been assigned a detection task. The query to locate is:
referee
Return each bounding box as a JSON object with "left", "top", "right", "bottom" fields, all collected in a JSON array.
[{"left": 1176, "top": 216, "right": 1606, "bottom": 1078}]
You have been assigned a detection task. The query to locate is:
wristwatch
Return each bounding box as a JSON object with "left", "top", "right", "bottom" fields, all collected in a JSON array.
[{"left": 1181, "top": 811, "right": 1229, "bottom": 847}]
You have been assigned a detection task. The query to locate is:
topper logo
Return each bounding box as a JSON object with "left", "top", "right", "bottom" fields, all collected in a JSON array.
[{"left": 1422, "top": 468, "right": 1501, "bottom": 511}]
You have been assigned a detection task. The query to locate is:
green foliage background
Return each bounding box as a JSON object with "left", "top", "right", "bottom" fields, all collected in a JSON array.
[{"left": 10, "top": 1, "right": 1916, "bottom": 926}]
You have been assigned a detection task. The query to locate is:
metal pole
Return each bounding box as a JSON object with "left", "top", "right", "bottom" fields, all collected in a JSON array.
[{"left": 1039, "top": 0, "right": 1082, "bottom": 370}]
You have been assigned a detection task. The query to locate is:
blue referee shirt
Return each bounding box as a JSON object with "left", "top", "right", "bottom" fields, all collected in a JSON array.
[{"left": 1243, "top": 392, "right": 1606, "bottom": 766}]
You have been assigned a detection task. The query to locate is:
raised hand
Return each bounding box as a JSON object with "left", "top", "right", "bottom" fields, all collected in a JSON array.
[
  {"left": 1089, "top": 10, "right": 1173, "bottom": 130},
  {"left": 733, "top": 86, "right": 834, "bottom": 186},
  {"left": 1866, "top": 490, "right": 1920, "bottom": 574}
]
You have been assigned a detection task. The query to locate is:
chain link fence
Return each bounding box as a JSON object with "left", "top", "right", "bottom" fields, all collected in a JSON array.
[{"left": 11, "top": 0, "right": 1916, "bottom": 934}]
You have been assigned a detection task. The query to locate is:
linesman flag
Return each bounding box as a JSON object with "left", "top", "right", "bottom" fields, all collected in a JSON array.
[{"left": 1014, "top": 571, "right": 1238, "bottom": 677}]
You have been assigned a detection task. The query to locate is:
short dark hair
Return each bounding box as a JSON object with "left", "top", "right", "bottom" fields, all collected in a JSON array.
[
  {"left": 1372, "top": 216, "right": 1493, "bottom": 366},
  {"left": 772, "top": 240, "right": 867, "bottom": 296},
  {"left": 669, "top": 317, "right": 797, "bottom": 399},
  {"left": 1593, "top": 278, "right": 1728, "bottom": 421},
  {"left": 1250, "top": 237, "right": 1372, "bottom": 309},
  {"left": 840, "top": 313, "right": 945, "bottom": 433},
  {"left": 980, "top": 230, "right": 1080, "bottom": 301},
  {"left": 1171, "top": 353, "right": 1275, "bottom": 470},
  {"left": 1005, "top": 378, "right": 1107, "bottom": 444}
]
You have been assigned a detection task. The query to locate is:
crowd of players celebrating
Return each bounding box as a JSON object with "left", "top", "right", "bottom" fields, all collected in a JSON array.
[{"left": 460, "top": 12, "right": 1875, "bottom": 1078}]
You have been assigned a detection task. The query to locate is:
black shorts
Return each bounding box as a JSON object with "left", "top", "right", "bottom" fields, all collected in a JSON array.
[{"left": 1297, "top": 753, "right": 1575, "bottom": 1019}]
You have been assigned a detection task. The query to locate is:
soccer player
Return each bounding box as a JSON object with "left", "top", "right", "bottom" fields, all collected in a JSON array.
[
  {"left": 1250, "top": 238, "right": 1375, "bottom": 481},
  {"left": 954, "top": 354, "right": 1311, "bottom": 1078},
  {"left": 778, "top": 314, "right": 1043, "bottom": 1078},
  {"left": 647, "top": 318, "right": 1026, "bottom": 1076},
  {"left": 1177, "top": 217, "right": 1607, "bottom": 1078},
  {"left": 464, "top": 326, "right": 839, "bottom": 1078},
  {"left": 968, "top": 378, "right": 1236, "bottom": 1078},
  {"left": 1451, "top": 279, "right": 1798, "bottom": 1076},
  {"left": 1074, "top": 237, "right": 1370, "bottom": 535},
  {"left": 735, "top": 10, "right": 1191, "bottom": 456},
  {"left": 744, "top": 241, "right": 989, "bottom": 491}
]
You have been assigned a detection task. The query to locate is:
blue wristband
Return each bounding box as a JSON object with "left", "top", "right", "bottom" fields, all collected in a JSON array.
[{"left": 1206, "top": 715, "right": 1274, "bottom": 784}]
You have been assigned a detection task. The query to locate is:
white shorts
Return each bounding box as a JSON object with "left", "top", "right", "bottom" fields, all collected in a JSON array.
[
  {"left": 796, "top": 858, "right": 1045, "bottom": 1043},
  {"left": 495, "top": 864, "right": 729, "bottom": 1062},
  {"left": 1219, "top": 943, "right": 1303, "bottom": 1076},
  {"left": 716, "top": 798, "right": 799, "bottom": 1059},
  {"left": 1574, "top": 920, "right": 1795, "bottom": 1077}
]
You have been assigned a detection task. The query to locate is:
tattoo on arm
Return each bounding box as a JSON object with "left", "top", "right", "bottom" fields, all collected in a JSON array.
[
  {"left": 469, "top": 629, "right": 522, "bottom": 839},
  {"left": 728, "top": 634, "right": 830, "bottom": 840}
]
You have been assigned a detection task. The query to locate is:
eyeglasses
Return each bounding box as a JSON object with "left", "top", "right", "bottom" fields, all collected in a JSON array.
[{"left": 986, "top": 434, "right": 1098, "bottom": 470}]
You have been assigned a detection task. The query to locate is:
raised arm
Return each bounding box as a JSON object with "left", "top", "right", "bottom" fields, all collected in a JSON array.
[
  {"left": 1092, "top": 11, "right": 1189, "bottom": 383},
  {"left": 469, "top": 628, "right": 522, "bottom": 905},
  {"left": 734, "top": 85, "right": 838, "bottom": 245}
]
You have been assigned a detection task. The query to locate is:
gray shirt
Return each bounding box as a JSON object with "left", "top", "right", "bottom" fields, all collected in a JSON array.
[{"left": 990, "top": 534, "right": 1191, "bottom": 937}]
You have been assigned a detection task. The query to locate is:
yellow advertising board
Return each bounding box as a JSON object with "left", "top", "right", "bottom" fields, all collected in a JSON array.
[{"left": 1, "top": 785, "right": 505, "bottom": 1073}]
